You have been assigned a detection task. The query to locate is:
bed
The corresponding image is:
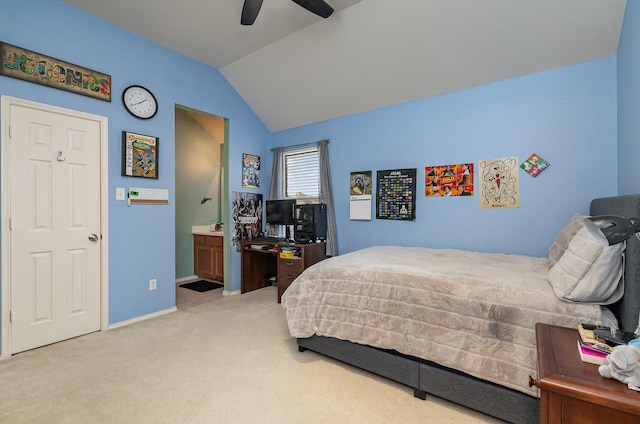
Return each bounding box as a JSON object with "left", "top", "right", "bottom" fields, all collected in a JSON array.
[{"left": 281, "top": 194, "right": 640, "bottom": 424}]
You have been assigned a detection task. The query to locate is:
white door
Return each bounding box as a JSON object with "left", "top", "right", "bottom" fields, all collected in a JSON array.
[{"left": 8, "top": 103, "right": 101, "bottom": 354}]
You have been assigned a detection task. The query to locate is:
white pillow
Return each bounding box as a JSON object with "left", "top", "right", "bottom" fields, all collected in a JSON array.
[
  {"left": 548, "top": 226, "right": 625, "bottom": 304},
  {"left": 548, "top": 214, "right": 587, "bottom": 268}
]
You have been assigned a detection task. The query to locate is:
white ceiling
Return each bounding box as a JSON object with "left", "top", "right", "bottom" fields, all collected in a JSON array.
[{"left": 60, "top": 0, "right": 626, "bottom": 132}]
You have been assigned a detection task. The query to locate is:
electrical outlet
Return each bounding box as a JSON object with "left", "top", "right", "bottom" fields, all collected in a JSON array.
[{"left": 149, "top": 278, "right": 157, "bottom": 291}]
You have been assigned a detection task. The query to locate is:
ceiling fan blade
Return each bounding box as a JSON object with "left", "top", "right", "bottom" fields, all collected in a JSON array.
[
  {"left": 291, "top": 0, "right": 334, "bottom": 19},
  {"left": 241, "top": 0, "right": 264, "bottom": 25}
]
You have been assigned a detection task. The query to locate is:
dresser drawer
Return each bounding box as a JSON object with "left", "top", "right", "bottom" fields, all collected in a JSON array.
[
  {"left": 278, "top": 258, "right": 304, "bottom": 291},
  {"left": 277, "top": 272, "right": 299, "bottom": 287},
  {"left": 277, "top": 258, "right": 304, "bottom": 303},
  {"left": 278, "top": 257, "right": 303, "bottom": 274}
]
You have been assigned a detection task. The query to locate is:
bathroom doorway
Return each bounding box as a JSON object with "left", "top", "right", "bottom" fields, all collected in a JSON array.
[{"left": 174, "top": 105, "right": 228, "bottom": 309}]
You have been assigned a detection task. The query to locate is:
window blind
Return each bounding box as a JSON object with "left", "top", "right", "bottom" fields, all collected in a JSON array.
[{"left": 284, "top": 147, "right": 319, "bottom": 199}]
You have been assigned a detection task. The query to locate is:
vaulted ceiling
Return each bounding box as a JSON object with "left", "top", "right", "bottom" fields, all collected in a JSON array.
[{"left": 60, "top": 0, "right": 626, "bottom": 132}]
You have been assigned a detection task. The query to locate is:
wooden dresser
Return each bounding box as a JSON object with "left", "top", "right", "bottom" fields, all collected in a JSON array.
[{"left": 531, "top": 323, "right": 640, "bottom": 423}]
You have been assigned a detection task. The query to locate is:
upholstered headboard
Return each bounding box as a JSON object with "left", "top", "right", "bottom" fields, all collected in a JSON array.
[{"left": 591, "top": 194, "right": 640, "bottom": 331}]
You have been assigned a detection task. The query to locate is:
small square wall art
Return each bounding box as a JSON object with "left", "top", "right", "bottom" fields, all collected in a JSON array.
[{"left": 520, "top": 153, "right": 549, "bottom": 177}]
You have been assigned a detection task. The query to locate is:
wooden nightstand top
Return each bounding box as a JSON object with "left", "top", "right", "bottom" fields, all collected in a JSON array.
[{"left": 532, "top": 323, "right": 640, "bottom": 422}]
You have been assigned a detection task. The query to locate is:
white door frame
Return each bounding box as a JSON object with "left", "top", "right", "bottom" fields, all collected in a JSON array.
[{"left": 0, "top": 95, "right": 109, "bottom": 358}]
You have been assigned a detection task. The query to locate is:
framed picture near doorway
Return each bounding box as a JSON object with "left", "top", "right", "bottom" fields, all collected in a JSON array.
[{"left": 121, "top": 131, "right": 159, "bottom": 179}]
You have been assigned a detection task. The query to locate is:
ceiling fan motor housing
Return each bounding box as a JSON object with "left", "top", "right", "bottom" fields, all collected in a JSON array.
[{"left": 242, "top": 0, "right": 334, "bottom": 25}]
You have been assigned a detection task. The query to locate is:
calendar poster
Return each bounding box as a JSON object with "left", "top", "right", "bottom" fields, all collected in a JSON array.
[
  {"left": 350, "top": 171, "right": 373, "bottom": 220},
  {"left": 376, "top": 168, "right": 416, "bottom": 220}
]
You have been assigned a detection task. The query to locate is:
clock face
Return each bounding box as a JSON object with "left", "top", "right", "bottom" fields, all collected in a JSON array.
[{"left": 123, "top": 85, "right": 158, "bottom": 119}]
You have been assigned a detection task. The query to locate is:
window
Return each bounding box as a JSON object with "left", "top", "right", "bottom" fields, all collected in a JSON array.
[{"left": 284, "top": 146, "right": 319, "bottom": 201}]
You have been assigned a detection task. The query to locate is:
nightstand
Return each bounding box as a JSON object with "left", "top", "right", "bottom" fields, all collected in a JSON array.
[{"left": 530, "top": 323, "right": 640, "bottom": 423}]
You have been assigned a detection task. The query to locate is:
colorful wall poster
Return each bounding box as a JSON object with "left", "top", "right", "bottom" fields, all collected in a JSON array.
[
  {"left": 242, "top": 153, "right": 260, "bottom": 188},
  {"left": 479, "top": 156, "right": 520, "bottom": 209},
  {"left": 231, "top": 192, "right": 263, "bottom": 251},
  {"left": 520, "top": 153, "right": 550, "bottom": 177},
  {"left": 350, "top": 171, "right": 372, "bottom": 220},
  {"left": 376, "top": 168, "right": 416, "bottom": 220},
  {"left": 425, "top": 163, "right": 473, "bottom": 197}
]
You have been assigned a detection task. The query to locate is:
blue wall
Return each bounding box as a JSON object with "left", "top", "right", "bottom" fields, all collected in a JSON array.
[
  {"left": 618, "top": 0, "right": 640, "bottom": 195},
  {"left": 1, "top": 0, "right": 635, "bottom": 352},
  {"left": 1, "top": 0, "right": 271, "bottom": 336},
  {"left": 273, "top": 58, "right": 618, "bottom": 257}
]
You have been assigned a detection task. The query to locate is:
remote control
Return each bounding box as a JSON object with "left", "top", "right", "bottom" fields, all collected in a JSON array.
[{"left": 581, "top": 323, "right": 609, "bottom": 331}]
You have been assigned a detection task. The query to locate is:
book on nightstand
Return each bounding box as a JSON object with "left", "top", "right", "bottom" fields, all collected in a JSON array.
[
  {"left": 577, "top": 340, "right": 610, "bottom": 365},
  {"left": 578, "top": 324, "right": 600, "bottom": 344}
]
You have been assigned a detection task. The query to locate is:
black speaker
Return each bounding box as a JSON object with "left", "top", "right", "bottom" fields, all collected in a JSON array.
[{"left": 294, "top": 204, "right": 327, "bottom": 243}]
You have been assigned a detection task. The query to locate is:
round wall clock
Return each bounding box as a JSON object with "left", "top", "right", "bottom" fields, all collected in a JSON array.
[{"left": 122, "top": 85, "right": 158, "bottom": 119}]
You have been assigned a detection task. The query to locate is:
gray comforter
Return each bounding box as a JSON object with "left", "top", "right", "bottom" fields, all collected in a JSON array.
[{"left": 281, "top": 246, "right": 605, "bottom": 396}]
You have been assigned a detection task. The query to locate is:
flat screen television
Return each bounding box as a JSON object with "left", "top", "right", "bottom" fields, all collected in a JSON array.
[{"left": 266, "top": 199, "right": 296, "bottom": 225}]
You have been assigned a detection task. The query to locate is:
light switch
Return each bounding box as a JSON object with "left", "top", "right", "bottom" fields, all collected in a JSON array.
[{"left": 116, "top": 187, "right": 125, "bottom": 201}]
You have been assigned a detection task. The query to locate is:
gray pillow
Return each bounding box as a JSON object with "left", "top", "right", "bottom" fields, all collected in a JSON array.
[
  {"left": 548, "top": 226, "right": 625, "bottom": 304},
  {"left": 548, "top": 214, "right": 587, "bottom": 268}
]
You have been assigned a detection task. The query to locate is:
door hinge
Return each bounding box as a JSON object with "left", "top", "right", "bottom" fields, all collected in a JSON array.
[{"left": 9, "top": 310, "right": 12, "bottom": 323}]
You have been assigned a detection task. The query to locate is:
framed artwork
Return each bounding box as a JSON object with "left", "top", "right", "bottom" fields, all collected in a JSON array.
[
  {"left": 376, "top": 168, "right": 416, "bottom": 220},
  {"left": 0, "top": 41, "right": 111, "bottom": 102},
  {"left": 242, "top": 153, "right": 260, "bottom": 188},
  {"left": 121, "top": 131, "right": 159, "bottom": 179}
]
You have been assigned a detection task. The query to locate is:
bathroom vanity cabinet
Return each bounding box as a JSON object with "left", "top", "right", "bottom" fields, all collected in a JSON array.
[{"left": 193, "top": 234, "right": 223, "bottom": 282}]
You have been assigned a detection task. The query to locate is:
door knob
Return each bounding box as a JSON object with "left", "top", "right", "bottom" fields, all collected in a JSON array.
[{"left": 88, "top": 234, "right": 99, "bottom": 242}]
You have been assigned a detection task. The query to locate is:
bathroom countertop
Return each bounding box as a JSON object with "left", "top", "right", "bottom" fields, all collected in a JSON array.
[{"left": 192, "top": 225, "right": 224, "bottom": 236}]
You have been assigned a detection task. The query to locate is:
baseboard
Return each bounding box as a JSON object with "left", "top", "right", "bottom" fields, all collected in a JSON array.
[
  {"left": 223, "top": 289, "right": 240, "bottom": 296},
  {"left": 176, "top": 275, "right": 198, "bottom": 284},
  {"left": 108, "top": 306, "right": 177, "bottom": 330}
]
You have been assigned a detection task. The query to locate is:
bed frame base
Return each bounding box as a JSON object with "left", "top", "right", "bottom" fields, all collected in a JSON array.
[{"left": 298, "top": 335, "right": 538, "bottom": 424}]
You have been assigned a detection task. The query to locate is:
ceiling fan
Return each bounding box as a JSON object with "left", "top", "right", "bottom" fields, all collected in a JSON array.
[{"left": 241, "top": 0, "right": 334, "bottom": 25}]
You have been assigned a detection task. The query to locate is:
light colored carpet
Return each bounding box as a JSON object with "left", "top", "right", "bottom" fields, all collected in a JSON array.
[{"left": 0, "top": 286, "right": 505, "bottom": 423}]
